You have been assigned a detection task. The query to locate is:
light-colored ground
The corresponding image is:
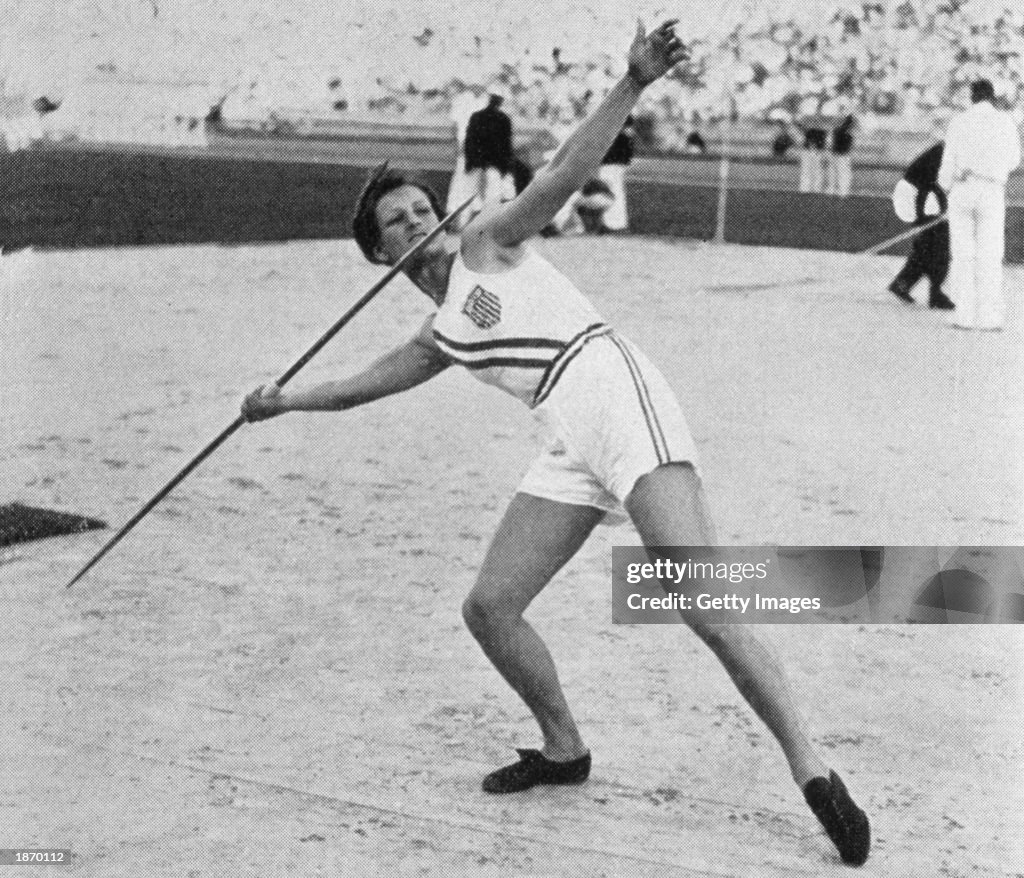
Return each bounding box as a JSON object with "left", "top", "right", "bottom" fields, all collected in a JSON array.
[{"left": 1, "top": 237, "right": 1022, "bottom": 876}]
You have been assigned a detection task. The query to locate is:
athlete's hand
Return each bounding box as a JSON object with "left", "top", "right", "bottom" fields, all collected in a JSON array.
[
  {"left": 241, "top": 384, "right": 286, "bottom": 422},
  {"left": 627, "top": 19, "right": 689, "bottom": 88}
]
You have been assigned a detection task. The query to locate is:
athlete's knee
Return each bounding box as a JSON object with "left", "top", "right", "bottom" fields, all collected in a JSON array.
[{"left": 462, "top": 589, "right": 519, "bottom": 635}]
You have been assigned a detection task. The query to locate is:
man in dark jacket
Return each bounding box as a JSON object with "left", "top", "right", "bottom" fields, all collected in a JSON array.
[
  {"left": 888, "top": 142, "right": 954, "bottom": 309},
  {"left": 464, "top": 92, "right": 515, "bottom": 210}
]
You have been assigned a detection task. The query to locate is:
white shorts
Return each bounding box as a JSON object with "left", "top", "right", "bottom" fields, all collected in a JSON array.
[{"left": 518, "top": 332, "right": 700, "bottom": 520}]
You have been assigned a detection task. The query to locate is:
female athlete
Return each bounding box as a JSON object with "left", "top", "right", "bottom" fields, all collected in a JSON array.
[{"left": 242, "top": 19, "right": 870, "bottom": 866}]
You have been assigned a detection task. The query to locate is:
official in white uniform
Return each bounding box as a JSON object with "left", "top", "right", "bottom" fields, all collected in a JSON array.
[
  {"left": 938, "top": 79, "right": 1022, "bottom": 330},
  {"left": 242, "top": 19, "right": 870, "bottom": 867}
]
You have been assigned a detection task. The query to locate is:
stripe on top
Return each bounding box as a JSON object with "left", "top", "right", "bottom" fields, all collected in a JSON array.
[
  {"left": 532, "top": 323, "right": 612, "bottom": 407},
  {"left": 447, "top": 356, "right": 554, "bottom": 370},
  {"left": 608, "top": 333, "right": 669, "bottom": 463},
  {"left": 433, "top": 323, "right": 611, "bottom": 408},
  {"left": 432, "top": 331, "right": 564, "bottom": 371},
  {"left": 432, "top": 332, "right": 566, "bottom": 353}
]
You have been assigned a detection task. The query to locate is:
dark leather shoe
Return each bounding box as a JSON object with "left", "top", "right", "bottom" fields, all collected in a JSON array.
[
  {"left": 482, "top": 748, "right": 591, "bottom": 794},
  {"left": 803, "top": 771, "right": 871, "bottom": 866},
  {"left": 888, "top": 281, "right": 914, "bottom": 303},
  {"left": 929, "top": 291, "right": 955, "bottom": 310}
]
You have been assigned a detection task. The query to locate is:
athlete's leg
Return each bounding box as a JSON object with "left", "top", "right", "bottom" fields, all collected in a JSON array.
[
  {"left": 462, "top": 492, "right": 603, "bottom": 760},
  {"left": 624, "top": 462, "right": 828, "bottom": 787}
]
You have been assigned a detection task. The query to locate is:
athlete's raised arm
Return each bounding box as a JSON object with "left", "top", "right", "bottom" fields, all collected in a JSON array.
[
  {"left": 467, "top": 20, "right": 687, "bottom": 249},
  {"left": 241, "top": 315, "right": 450, "bottom": 421}
]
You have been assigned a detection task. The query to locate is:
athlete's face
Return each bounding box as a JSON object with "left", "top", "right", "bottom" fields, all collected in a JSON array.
[{"left": 373, "top": 185, "right": 443, "bottom": 265}]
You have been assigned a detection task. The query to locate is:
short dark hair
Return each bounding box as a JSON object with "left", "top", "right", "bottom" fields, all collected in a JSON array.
[
  {"left": 970, "top": 79, "right": 996, "bottom": 104},
  {"left": 351, "top": 163, "right": 444, "bottom": 264}
]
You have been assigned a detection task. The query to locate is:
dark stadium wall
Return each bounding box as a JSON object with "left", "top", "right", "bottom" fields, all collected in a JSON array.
[{"left": 1, "top": 148, "right": 1021, "bottom": 263}]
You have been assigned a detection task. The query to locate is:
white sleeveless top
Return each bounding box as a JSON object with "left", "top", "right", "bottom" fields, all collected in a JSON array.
[{"left": 432, "top": 247, "right": 611, "bottom": 408}]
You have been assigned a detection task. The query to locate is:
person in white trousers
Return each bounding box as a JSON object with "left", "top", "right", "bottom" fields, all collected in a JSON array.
[{"left": 938, "top": 79, "right": 1022, "bottom": 330}]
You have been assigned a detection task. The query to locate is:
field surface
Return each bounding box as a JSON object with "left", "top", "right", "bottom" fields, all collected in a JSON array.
[{"left": 2, "top": 236, "right": 1022, "bottom": 876}]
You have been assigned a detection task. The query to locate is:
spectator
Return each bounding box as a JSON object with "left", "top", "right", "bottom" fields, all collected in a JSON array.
[
  {"left": 827, "top": 114, "right": 856, "bottom": 197},
  {"left": 888, "top": 141, "right": 954, "bottom": 310},
  {"left": 31, "top": 96, "right": 60, "bottom": 115},
  {"left": 685, "top": 129, "right": 708, "bottom": 155},
  {"left": 447, "top": 86, "right": 484, "bottom": 229},
  {"left": 205, "top": 94, "right": 228, "bottom": 126},
  {"left": 509, "top": 151, "right": 535, "bottom": 196},
  {"left": 597, "top": 115, "right": 635, "bottom": 232},
  {"left": 464, "top": 90, "right": 516, "bottom": 216},
  {"left": 575, "top": 178, "right": 617, "bottom": 234},
  {"left": 799, "top": 124, "right": 828, "bottom": 193},
  {"left": 545, "top": 106, "right": 586, "bottom": 235},
  {"left": 772, "top": 122, "right": 796, "bottom": 158}
]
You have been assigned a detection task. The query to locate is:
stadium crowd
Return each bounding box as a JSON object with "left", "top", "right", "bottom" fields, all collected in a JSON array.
[
  {"left": 361, "top": 1, "right": 1024, "bottom": 135},
  {"left": 2, "top": 1, "right": 1023, "bottom": 152}
]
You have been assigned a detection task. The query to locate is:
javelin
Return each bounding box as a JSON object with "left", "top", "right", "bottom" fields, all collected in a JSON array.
[{"left": 66, "top": 193, "right": 476, "bottom": 589}]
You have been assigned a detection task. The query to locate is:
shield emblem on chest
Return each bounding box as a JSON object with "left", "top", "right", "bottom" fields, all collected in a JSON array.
[{"left": 461, "top": 285, "right": 502, "bottom": 329}]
